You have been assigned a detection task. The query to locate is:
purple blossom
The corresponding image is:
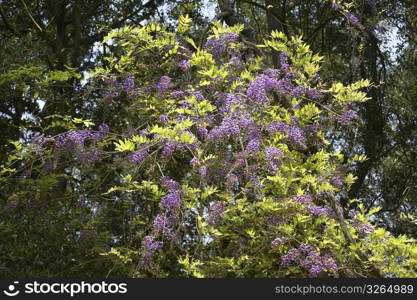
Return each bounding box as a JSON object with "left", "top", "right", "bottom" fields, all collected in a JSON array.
[
  {"left": 66, "top": 129, "right": 91, "bottom": 145},
  {"left": 131, "top": 149, "right": 148, "bottom": 164},
  {"left": 279, "top": 53, "right": 290, "bottom": 74},
  {"left": 281, "top": 248, "right": 300, "bottom": 266},
  {"left": 308, "top": 263, "right": 324, "bottom": 277},
  {"left": 156, "top": 76, "right": 172, "bottom": 94},
  {"left": 217, "top": 93, "right": 243, "bottom": 113},
  {"left": 91, "top": 123, "right": 110, "bottom": 140},
  {"left": 208, "top": 201, "right": 225, "bottom": 225},
  {"left": 103, "top": 89, "right": 117, "bottom": 100},
  {"left": 282, "top": 243, "right": 338, "bottom": 277},
  {"left": 306, "top": 89, "right": 322, "bottom": 99},
  {"left": 292, "top": 194, "right": 313, "bottom": 205},
  {"left": 268, "top": 122, "right": 306, "bottom": 148},
  {"left": 142, "top": 235, "right": 163, "bottom": 252},
  {"left": 271, "top": 237, "right": 285, "bottom": 248},
  {"left": 246, "top": 75, "right": 278, "bottom": 104},
  {"left": 263, "top": 68, "right": 280, "bottom": 77},
  {"left": 286, "top": 125, "right": 306, "bottom": 147},
  {"left": 160, "top": 190, "right": 181, "bottom": 211},
  {"left": 246, "top": 138, "right": 260, "bottom": 155},
  {"left": 162, "top": 141, "right": 176, "bottom": 156},
  {"left": 292, "top": 85, "right": 307, "bottom": 97},
  {"left": 31, "top": 134, "right": 50, "bottom": 156},
  {"left": 275, "top": 78, "right": 294, "bottom": 94},
  {"left": 346, "top": 12, "right": 360, "bottom": 25},
  {"left": 162, "top": 176, "right": 181, "bottom": 190},
  {"left": 350, "top": 211, "right": 374, "bottom": 235},
  {"left": 268, "top": 122, "right": 289, "bottom": 133},
  {"left": 178, "top": 59, "right": 190, "bottom": 71},
  {"left": 230, "top": 56, "right": 242, "bottom": 66},
  {"left": 159, "top": 114, "right": 169, "bottom": 124},
  {"left": 190, "top": 157, "right": 199, "bottom": 167},
  {"left": 199, "top": 166, "right": 208, "bottom": 179},
  {"left": 237, "top": 113, "right": 256, "bottom": 129},
  {"left": 197, "top": 126, "right": 208, "bottom": 140},
  {"left": 204, "top": 32, "right": 239, "bottom": 60},
  {"left": 225, "top": 172, "right": 239, "bottom": 190},
  {"left": 265, "top": 147, "right": 282, "bottom": 161},
  {"left": 193, "top": 91, "right": 205, "bottom": 101},
  {"left": 307, "top": 205, "right": 333, "bottom": 217},
  {"left": 209, "top": 118, "right": 240, "bottom": 141},
  {"left": 153, "top": 214, "right": 176, "bottom": 240},
  {"left": 336, "top": 109, "right": 358, "bottom": 126},
  {"left": 171, "top": 90, "right": 185, "bottom": 98},
  {"left": 122, "top": 75, "right": 135, "bottom": 91},
  {"left": 331, "top": 173, "right": 344, "bottom": 188},
  {"left": 265, "top": 146, "right": 283, "bottom": 172},
  {"left": 140, "top": 235, "right": 164, "bottom": 268},
  {"left": 53, "top": 129, "right": 97, "bottom": 158}
]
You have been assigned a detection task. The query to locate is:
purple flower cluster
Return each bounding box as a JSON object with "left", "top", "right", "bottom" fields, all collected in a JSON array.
[
  {"left": 204, "top": 32, "right": 239, "bottom": 60},
  {"left": 292, "top": 194, "right": 334, "bottom": 218},
  {"left": 307, "top": 205, "right": 333, "bottom": 217},
  {"left": 292, "top": 194, "right": 313, "bottom": 206},
  {"left": 161, "top": 190, "right": 181, "bottom": 212},
  {"left": 225, "top": 172, "right": 239, "bottom": 190},
  {"left": 346, "top": 12, "right": 360, "bottom": 25},
  {"left": 279, "top": 53, "right": 290, "bottom": 74},
  {"left": 31, "top": 134, "right": 51, "bottom": 156},
  {"left": 336, "top": 109, "right": 358, "bottom": 126},
  {"left": 306, "top": 88, "right": 322, "bottom": 99},
  {"left": 246, "top": 75, "right": 278, "bottom": 104},
  {"left": 156, "top": 76, "right": 172, "bottom": 94},
  {"left": 56, "top": 129, "right": 91, "bottom": 148},
  {"left": 230, "top": 56, "right": 242, "bottom": 66},
  {"left": 178, "top": 59, "right": 190, "bottom": 71},
  {"left": 193, "top": 91, "right": 205, "bottom": 101},
  {"left": 330, "top": 173, "right": 344, "bottom": 188},
  {"left": 90, "top": 123, "right": 110, "bottom": 140},
  {"left": 209, "top": 117, "right": 240, "bottom": 141},
  {"left": 162, "top": 176, "right": 181, "bottom": 190},
  {"left": 207, "top": 201, "right": 225, "bottom": 225},
  {"left": 268, "top": 122, "right": 306, "bottom": 149},
  {"left": 103, "top": 77, "right": 121, "bottom": 100},
  {"left": 246, "top": 138, "right": 260, "bottom": 155},
  {"left": 161, "top": 140, "right": 188, "bottom": 157},
  {"left": 271, "top": 237, "right": 285, "bottom": 248},
  {"left": 216, "top": 92, "right": 244, "bottom": 113},
  {"left": 159, "top": 114, "right": 169, "bottom": 123},
  {"left": 160, "top": 177, "right": 181, "bottom": 212},
  {"left": 122, "top": 75, "right": 135, "bottom": 91},
  {"left": 131, "top": 148, "right": 148, "bottom": 164},
  {"left": 140, "top": 235, "right": 164, "bottom": 268},
  {"left": 52, "top": 126, "right": 109, "bottom": 163},
  {"left": 103, "top": 90, "right": 118, "bottom": 100},
  {"left": 348, "top": 210, "right": 375, "bottom": 235},
  {"left": 265, "top": 146, "right": 283, "bottom": 172},
  {"left": 281, "top": 243, "right": 338, "bottom": 277},
  {"left": 171, "top": 90, "right": 185, "bottom": 98},
  {"left": 152, "top": 214, "right": 177, "bottom": 240}
]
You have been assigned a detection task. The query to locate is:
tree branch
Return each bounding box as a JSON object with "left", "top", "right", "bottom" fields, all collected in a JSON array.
[
  {"left": 20, "top": 0, "right": 43, "bottom": 32},
  {"left": 326, "top": 191, "right": 385, "bottom": 277}
]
